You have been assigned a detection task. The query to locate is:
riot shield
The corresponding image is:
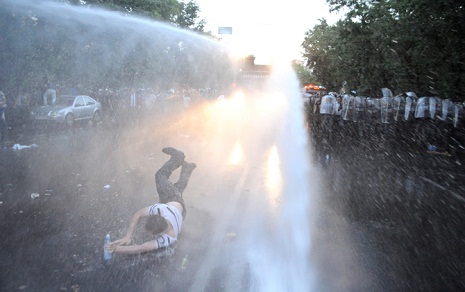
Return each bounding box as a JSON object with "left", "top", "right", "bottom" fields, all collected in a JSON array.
[
  {"left": 405, "top": 96, "right": 413, "bottom": 121},
  {"left": 320, "top": 94, "right": 336, "bottom": 115},
  {"left": 414, "top": 97, "right": 428, "bottom": 119},
  {"left": 318, "top": 94, "right": 337, "bottom": 145},
  {"left": 341, "top": 94, "right": 353, "bottom": 121},
  {"left": 366, "top": 98, "right": 381, "bottom": 122},
  {"left": 353, "top": 96, "right": 365, "bottom": 122},
  {"left": 381, "top": 88, "right": 393, "bottom": 98},
  {"left": 404, "top": 92, "right": 417, "bottom": 121},
  {"left": 454, "top": 103, "right": 464, "bottom": 128},
  {"left": 393, "top": 95, "right": 405, "bottom": 122},
  {"left": 428, "top": 97, "right": 441, "bottom": 120},
  {"left": 381, "top": 96, "right": 393, "bottom": 124},
  {"left": 441, "top": 99, "right": 454, "bottom": 123}
]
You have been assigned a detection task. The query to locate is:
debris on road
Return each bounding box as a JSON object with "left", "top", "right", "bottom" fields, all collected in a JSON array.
[
  {"left": 181, "top": 255, "right": 188, "bottom": 270},
  {"left": 12, "top": 144, "right": 38, "bottom": 150}
]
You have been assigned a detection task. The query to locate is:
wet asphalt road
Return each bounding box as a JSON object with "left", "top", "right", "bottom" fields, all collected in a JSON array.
[{"left": 1, "top": 102, "right": 465, "bottom": 291}]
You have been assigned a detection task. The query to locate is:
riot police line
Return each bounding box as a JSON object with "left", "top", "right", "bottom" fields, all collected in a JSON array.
[{"left": 304, "top": 88, "right": 465, "bottom": 154}]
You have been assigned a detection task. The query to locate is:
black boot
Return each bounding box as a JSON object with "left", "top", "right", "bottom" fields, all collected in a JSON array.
[
  {"left": 162, "top": 147, "right": 185, "bottom": 160},
  {"left": 173, "top": 161, "right": 197, "bottom": 194},
  {"left": 182, "top": 161, "right": 196, "bottom": 172}
]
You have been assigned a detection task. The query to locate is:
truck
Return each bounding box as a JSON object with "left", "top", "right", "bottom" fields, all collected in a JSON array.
[{"left": 235, "top": 55, "right": 271, "bottom": 91}]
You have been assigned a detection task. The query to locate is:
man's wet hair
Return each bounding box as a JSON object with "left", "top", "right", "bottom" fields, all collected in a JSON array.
[{"left": 145, "top": 214, "right": 168, "bottom": 235}]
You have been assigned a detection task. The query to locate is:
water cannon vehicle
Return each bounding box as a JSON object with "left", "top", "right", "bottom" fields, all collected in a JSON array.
[{"left": 304, "top": 84, "right": 327, "bottom": 94}]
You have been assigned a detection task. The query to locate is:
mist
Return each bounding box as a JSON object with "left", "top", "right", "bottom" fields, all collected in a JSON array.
[{"left": 0, "top": 1, "right": 329, "bottom": 291}]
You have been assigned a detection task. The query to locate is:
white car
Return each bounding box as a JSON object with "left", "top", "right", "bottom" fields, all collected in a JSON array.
[{"left": 32, "top": 95, "right": 102, "bottom": 127}]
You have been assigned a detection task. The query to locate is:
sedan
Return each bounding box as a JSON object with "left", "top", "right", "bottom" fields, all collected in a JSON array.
[{"left": 32, "top": 95, "right": 102, "bottom": 127}]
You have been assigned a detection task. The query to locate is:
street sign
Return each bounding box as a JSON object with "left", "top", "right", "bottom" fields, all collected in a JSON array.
[{"left": 218, "top": 27, "right": 233, "bottom": 35}]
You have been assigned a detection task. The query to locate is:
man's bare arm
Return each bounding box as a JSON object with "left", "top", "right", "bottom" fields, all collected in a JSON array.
[
  {"left": 108, "top": 207, "right": 150, "bottom": 246},
  {"left": 106, "top": 240, "right": 158, "bottom": 254}
]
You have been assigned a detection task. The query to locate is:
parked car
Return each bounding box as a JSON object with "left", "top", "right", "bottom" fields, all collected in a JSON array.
[{"left": 31, "top": 95, "right": 102, "bottom": 127}]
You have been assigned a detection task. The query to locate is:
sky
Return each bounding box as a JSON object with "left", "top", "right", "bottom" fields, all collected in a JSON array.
[{"left": 194, "top": 0, "right": 344, "bottom": 64}]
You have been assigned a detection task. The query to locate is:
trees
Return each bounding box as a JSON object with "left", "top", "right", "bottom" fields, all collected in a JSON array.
[
  {"left": 302, "top": 20, "right": 341, "bottom": 90},
  {"left": 63, "top": 0, "right": 206, "bottom": 31},
  {"left": 291, "top": 62, "right": 314, "bottom": 86},
  {"left": 302, "top": 0, "right": 465, "bottom": 99},
  {"left": 0, "top": 1, "right": 233, "bottom": 101}
]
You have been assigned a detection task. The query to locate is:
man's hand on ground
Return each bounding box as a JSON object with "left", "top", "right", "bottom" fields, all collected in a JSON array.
[
  {"left": 107, "top": 236, "right": 132, "bottom": 248},
  {"left": 105, "top": 240, "right": 158, "bottom": 254},
  {"left": 105, "top": 244, "right": 117, "bottom": 253}
]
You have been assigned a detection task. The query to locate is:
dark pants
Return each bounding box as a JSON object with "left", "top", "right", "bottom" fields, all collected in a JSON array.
[
  {"left": 155, "top": 155, "right": 194, "bottom": 218},
  {"left": 1, "top": 121, "right": 8, "bottom": 145}
]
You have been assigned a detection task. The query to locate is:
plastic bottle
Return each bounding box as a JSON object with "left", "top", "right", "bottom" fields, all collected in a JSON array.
[{"left": 103, "top": 234, "right": 112, "bottom": 261}]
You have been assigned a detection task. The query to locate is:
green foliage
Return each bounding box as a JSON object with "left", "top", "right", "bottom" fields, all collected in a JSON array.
[
  {"left": 176, "top": 1, "right": 202, "bottom": 30},
  {"left": 0, "top": 2, "right": 234, "bottom": 99},
  {"left": 302, "top": 0, "right": 465, "bottom": 99},
  {"left": 291, "top": 63, "right": 315, "bottom": 86},
  {"left": 61, "top": 0, "right": 206, "bottom": 31}
]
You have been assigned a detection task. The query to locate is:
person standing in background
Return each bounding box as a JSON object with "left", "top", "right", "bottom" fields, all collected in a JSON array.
[{"left": 0, "top": 91, "right": 9, "bottom": 147}]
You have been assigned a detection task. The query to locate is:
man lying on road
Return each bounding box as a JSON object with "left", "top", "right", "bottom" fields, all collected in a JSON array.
[{"left": 106, "top": 147, "right": 196, "bottom": 254}]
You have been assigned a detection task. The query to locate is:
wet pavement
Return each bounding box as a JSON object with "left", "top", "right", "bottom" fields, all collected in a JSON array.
[
  {"left": 3, "top": 0, "right": 463, "bottom": 289},
  {"left": 310, "top": 120, "right": 465, "bottom": 291},
  {"left": 0, "top": 103, "right": 464, "bottom": 291}
]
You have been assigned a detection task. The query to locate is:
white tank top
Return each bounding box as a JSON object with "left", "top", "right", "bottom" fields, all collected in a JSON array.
[{"left": 148, "top": 203, "right": 183, "bottom": 249}]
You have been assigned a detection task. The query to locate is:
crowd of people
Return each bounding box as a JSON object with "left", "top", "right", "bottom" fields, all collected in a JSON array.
[
  {"left": 0, "top": 83, "right": 229, "bottom": 147},
  {"left": 305, "top": 88, "right": 465, "bottom": 157}
]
